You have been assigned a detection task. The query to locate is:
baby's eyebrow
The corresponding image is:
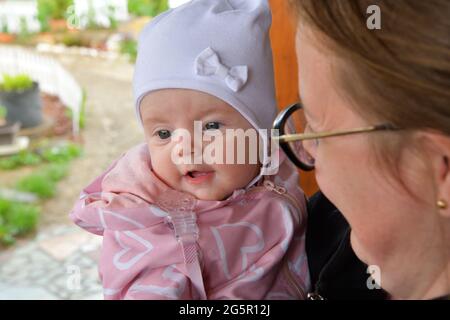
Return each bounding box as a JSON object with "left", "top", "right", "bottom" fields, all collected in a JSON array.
[
  {"left": 201, "top": 111, "right": 226, "bottom": 119},
  {"left": 200, "top": 106, "right": 232, "bottom": 117},
  {"left": 142, "top": 114, "right": 169, "bottom": 123},
  {"left": 142, "top": 105, "right": 231, "bottom": 123}
]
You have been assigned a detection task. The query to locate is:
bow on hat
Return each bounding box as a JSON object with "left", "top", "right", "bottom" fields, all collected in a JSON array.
[{"left": 195, "top": 47, "right": 248, "bottom": 92}]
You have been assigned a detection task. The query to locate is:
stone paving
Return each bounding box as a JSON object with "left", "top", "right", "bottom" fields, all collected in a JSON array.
[{"left": 0, "top": 224, "right": 103, "bottom": 299}]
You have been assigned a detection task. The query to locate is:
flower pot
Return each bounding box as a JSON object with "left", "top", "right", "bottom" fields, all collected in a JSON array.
[
  {"left": 50, "top": 19, "right": 67, "bottom": 32},
  {"left": 0, "top": 81, "right": 43, "bottom": 128},
  {"left": 0, "top": 32, "right": 15, "bottom": 44},
  {"left": 0, "top": 122, "right": 20, "bottom": 146}
]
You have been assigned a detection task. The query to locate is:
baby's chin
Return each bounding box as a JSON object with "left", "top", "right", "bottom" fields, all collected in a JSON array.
[{"left": 184, "top": 187, "right": 233, "bottom": 201}]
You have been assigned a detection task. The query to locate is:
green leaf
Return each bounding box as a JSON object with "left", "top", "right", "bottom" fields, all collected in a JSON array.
[
  {"left": 128, "top": 0, "right": 169, "bottom": 17},
  {"left": 0, "top": 105, "right": 7, "bottom": 118},
  {"left": 4, "top": 203, "right": 39, "bottom": 236},
  {"left": 42, "top": 163, "right": 69, "bottom": 182},
  {"left": 0, "top": 73, "right": 33, "bottom": 92},
  {"left": 0, "top": 157, "right": 20, "bottom": 170},
  {"left": 0, "top": 151, "right": 42, "bottom": 170},
  {"left": 16, "top": 173, "right": 56, "bottom": 199},
  {"left": 0, "top": 225, "right": 16, "bottom": 246},
  {"left": 0, "top": 198, "right": 40, "bottom": 246},
  {"left": 41, "top": 142, "right": 82, "bottom": 163}
]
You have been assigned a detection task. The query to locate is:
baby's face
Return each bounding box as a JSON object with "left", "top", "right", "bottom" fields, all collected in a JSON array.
[{"left": 140, "top": 89, "right": 261, "bottom": 201}]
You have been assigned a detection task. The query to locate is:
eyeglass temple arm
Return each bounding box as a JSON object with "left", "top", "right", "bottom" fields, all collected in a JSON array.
[{"left": 273, "top": 124, "right": 398, "bottom": 143}]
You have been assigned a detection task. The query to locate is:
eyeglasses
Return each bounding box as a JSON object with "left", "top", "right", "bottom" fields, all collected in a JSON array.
[{"left": 272, "top": 102, "right": 400, "bottom": 171}]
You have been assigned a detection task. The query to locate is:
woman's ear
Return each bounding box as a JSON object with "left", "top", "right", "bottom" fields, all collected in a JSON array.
[{"left": 422, "top": 131, "right": 450, "bottom": 218}]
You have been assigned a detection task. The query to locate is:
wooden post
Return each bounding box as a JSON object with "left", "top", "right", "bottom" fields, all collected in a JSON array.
[{"left": 269, "top": 0, "right": 318, "bottom": 197}]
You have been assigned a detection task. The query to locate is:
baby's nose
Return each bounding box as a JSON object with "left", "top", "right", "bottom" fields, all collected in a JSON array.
[{"left": 175, "top": 132, "right": 203, "bottom": 164}]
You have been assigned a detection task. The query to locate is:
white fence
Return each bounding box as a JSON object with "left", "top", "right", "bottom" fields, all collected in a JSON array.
[
  {"left": 72, "top": 0, "right": 129, "bottom": 29},
  {"left": 0, "top": 45, "right": 83, "bottom": 135},
  {"left": 0, "top": 1, "right": 41, "bottom": 34},
  {"left": 0, "top": 0, "right": 129, "bottom": 34}
]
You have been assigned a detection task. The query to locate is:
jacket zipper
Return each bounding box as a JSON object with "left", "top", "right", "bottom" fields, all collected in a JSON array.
[
  {"left": 247, "top": 180, "right": 306, "bottom": 299},
  {"left": 247, "top": 180, "right": 304, "bottom": 219},
  {"left": 283, "top": 258, "right": 306, "bottom": 299}
]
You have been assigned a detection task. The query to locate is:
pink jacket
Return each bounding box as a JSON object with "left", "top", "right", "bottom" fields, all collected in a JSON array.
[{"left": 70, "top": 143, "right": 310, "bottom": 300}]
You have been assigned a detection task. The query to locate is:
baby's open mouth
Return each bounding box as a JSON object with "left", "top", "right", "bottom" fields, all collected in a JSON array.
[
  {"left": 184, "top": 171, "right": 214, "bottom": 184},
  {"left": 187, "top": 171, "right": 208, "bottom": 178}
]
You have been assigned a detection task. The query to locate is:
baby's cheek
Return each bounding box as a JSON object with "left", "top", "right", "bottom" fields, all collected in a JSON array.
[
  {"left": 205, "top": 133, "right": 227, "bottom": 164},
  {"left": 216, "top": 163, "right": 258, "bottom": 191},
  {"left": 149, "top": 148, "right": 177, "bottom": 184}
]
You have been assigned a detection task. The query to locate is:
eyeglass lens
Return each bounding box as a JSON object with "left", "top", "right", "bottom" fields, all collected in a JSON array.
[{"left": 282, "top": 107, "right": 316, "bottom": 168}]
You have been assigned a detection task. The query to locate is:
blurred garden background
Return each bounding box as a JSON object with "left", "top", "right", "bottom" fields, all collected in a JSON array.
[{"left": 0, "top": 0, "right": 189, "bottom": 299}]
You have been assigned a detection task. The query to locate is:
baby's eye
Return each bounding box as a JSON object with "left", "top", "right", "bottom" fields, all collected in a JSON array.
[
  {"left": 205, "top": 122, "right": 221, "bottom": 130},
  {"left": 156, "top": 129, "right": 171, "bottom": 139}
]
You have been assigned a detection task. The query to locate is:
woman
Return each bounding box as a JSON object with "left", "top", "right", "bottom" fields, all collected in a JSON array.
[{"left": 274, "top": 0, "right": 450, "bottom": 299}]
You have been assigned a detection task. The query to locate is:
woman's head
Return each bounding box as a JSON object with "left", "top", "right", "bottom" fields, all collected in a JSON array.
[{"left": 289, "top": 0, "right": 450, "bottom": 298}]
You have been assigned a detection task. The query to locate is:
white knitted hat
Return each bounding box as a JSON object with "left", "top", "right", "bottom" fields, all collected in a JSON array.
[{"left": 133, "top": 0, "right": 279, "bottom": 186}]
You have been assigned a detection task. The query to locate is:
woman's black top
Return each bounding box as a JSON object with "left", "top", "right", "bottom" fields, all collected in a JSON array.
[{"left": 305, "top": 191, "right": 387, "bottom": 300}]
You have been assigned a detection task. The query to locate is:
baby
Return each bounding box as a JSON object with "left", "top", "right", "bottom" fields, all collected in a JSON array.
[{"left": 70, "top": 0, "right": 309, "bottom": 300}]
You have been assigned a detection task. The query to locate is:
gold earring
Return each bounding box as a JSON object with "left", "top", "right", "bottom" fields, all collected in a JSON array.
[{"left": 437, "top": 199, "right": 448, "bottom": 210}]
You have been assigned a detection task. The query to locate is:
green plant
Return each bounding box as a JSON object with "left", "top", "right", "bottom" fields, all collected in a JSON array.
[
  {"left": 0, "top": 142, "right": 83, "bottom": 170},
  {"left": 0, "top": 151, "right": 42, "bottom": 170},
  {"left": 128, "top": 0, "right": 169, "bottom": 17},
  {"left": 107, "top": 5, "right": 118, "bottom": 30},
  {"left": 0, "top": 198, "right": 40, "bottom": 246},
  {"left": 79, "top": 89, "right": 87, "bottom": 129},
  {"left": 37, "top": 0, "right": 73, "bottom": 20},
  {"left": 41, "top": 142, "right": 83, "bottom": 163},
  {"left": 3, "top": 202, "right": 39, "bottom": 235},
  {"left": 55, "top": 0, "right": 73, "bottom": 19},
  {"left": 16, "top": 172, "right": 56, "bottom": 198},
  {"left": 0, "top": 225, "right": 15, "bottom": 246},
  {"left": 37, "top": 0, "right": 73, "bottom": 32},
  {"left": 16, "top": 162, "right": 69, "bottom": 199},
  {"left": 61, "top": 32, "right": 83, "bottom": 47},
  {"left": 43, "top": 163, "right": 69, "bottom": 181},
  {"left": 120, "top": 38, "right": 138, "bottom": 62},
  {"left": 0, "top": 140, "right": 81, "bottom": 246},
  {"left": 86, "top": 0, "right": 98, "bottom": 30},
  {"left": 0, "top": 74, "right": 34, "bottom": 92},
  {"left": 16, "top": 16, "right": 34, "bottom": 44},
  {"left": 0, "top": 105, "right": 6, "bottom": 119},
  {"left": 36, "top": 0, "right": 55, "bottom": 32},
  {"left": 18, "top": 17, "right": 30, "bottom": 40},
  {"left": 0, "top": 16, "right": 8, "bottom": 33},
  {"left": 0, "top": 158, "right": 19, "bottom": 170}
]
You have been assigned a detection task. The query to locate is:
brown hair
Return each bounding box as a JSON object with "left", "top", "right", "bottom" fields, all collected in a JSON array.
[
  {"left": 289, "top": 0, "right": 449, "bottom": 132},
  {"left": 289, "top": 0, "right": 450, "bottom": 196}
]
